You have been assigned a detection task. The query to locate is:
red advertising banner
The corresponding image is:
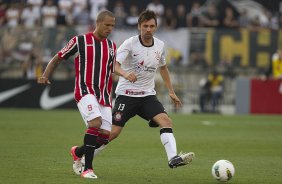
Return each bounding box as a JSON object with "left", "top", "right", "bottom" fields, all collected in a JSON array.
[{"left": 250, "top": 79, "right": 282, "bottom": 114}]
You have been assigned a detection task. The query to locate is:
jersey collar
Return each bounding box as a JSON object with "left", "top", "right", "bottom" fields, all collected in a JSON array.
[
  {"left": 91, "top": 32, "right": 106, "bottom": 42},
  {"left": 139, "top": 35, "right": 154, "bottom": 47}
]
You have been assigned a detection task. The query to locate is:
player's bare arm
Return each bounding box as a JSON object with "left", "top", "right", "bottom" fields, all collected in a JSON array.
[
  {"left": 38, "top": 54, "right": 62, "bottom": 85},
  {"left": 114, "top": 61, "right": 137, "bottom": 83},
  {"left": 159, "top": 65, "right": 182, "bottom": 108}
]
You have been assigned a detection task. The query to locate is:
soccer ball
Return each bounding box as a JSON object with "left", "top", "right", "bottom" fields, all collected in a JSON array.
[{"left": 211, "top": 160, "right": 235, "bottom": 182}]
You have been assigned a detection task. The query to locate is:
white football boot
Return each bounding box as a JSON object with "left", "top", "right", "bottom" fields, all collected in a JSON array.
[
  {"left": 168, "top": 152, "right": 195, "bottom": 168},
  {"left": 81, "top": 169, "right": 98, "bottom": 179},
  {"left": 70, "top": 146, "right": 85, "bottom": 175}
]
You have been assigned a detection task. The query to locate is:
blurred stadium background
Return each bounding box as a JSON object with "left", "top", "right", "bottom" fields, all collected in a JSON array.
[
  {"left": 1, "top": 0, "right": 282, "bottom": 114},
  {"left": 1, "top": 1, "right": 282, "bottom": 183}
]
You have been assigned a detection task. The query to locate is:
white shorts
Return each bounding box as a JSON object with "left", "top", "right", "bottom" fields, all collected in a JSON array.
[{"left": 77, "top": 94, "right": 112, "bottom": 131}]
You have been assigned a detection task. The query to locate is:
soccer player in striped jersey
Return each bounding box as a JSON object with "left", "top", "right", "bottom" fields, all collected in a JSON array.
[
  {"left": 95, "top": 10, "right": 195, "bottom": 169},
  {"left": 38, "top": 10, "right": 116, "bottom": 179}
]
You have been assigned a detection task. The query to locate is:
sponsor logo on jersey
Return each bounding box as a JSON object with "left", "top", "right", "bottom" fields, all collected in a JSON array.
[
  {"left": 134, "top": 60, "right": 156, "bottom": 73},
  {"left": 135, "top": 60, "right": 144, "bottom": 73},
  {"left": 125, "top": 90, "right": 145, "bottom": 95},
  {"left": 133, "top": 53, "right": 139, "bottom": 56},
  {"left": 60, "top": 39, "right": 75, "bottom": 54}
]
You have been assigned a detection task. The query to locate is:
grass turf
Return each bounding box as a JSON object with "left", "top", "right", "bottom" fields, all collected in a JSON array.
[{"left": 0, "top": 108, "right": 281, "bottom": 184}]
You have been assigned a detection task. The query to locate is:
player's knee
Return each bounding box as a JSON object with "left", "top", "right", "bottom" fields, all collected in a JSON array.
[
  {"left": 158, "top": 115, "right": 173, "bottom": 128},
  {"left": 88, "top": 117, "right": 102, "bottom": 128}
]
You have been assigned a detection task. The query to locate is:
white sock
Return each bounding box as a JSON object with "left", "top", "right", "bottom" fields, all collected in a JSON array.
[
  {"left": 160, "top": 132, "right": 177, "bottom": 161},
  {"left": 93, "top": 144, "right": 107, "bottom": 157}
]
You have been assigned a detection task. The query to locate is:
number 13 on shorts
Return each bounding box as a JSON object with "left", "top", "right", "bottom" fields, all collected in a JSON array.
[{"left": 118, "top": 103, "right": 125, "bottom": 111}]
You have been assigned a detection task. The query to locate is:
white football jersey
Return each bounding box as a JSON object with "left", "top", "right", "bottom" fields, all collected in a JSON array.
[{"left": 115, "top": 35, "right": 166, "bottom": 97}]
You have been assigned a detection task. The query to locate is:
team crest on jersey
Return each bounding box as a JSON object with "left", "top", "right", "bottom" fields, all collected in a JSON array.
[
  {"left": 109, "top": 48, "right": 114, "bottom": 57},
  {"left": 155, "top": 51, "right": 161, "bottom": 61},
  {"left": 114, "top": 112, "right": 122, "bottom": 121}
]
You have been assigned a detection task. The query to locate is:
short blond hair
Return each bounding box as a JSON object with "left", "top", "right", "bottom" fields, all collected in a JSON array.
[{"left": 96, "top": 10, "right": 115, "bottom": 22}]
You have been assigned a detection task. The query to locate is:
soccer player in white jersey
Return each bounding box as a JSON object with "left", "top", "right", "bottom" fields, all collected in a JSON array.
[{"left": 99, "top": 9, "right": 194, "bottom": 169}]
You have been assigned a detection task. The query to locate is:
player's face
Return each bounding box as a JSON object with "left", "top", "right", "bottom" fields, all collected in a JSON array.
[
  {"left": 138, "top": 19, "right": 157, "bottom": 41},
  {"left": 96, "top": 15, "right": 115, "bottom": 39}
]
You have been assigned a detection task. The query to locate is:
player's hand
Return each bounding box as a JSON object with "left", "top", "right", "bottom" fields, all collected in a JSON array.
[
  {"left": 124, "top": 72, "right": 137, "bottom": 83},
  {"left": 169, "top": 93, "right": 182, "bottom": 109},
  {"left": 37, "top": 76, "right": 51, "bottom": 85}
]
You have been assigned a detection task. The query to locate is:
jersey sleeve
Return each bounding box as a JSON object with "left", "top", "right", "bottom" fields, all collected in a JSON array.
[
  {"left": 159, "top": 46, "right": 166, "bottom": 67},
  {"left": 116, "top": 38, "right": 131, "bottom": 64},
  {"left": 57, "top": 36, "right": 78, "bottom": 60}
]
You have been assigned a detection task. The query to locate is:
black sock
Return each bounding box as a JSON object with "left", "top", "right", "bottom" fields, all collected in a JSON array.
[
  {"left": 84, "top": 127, "right": 99, "bottom": 171},
  {"left": 75, "top": 133, "right": 109, "bottom": 157},
  {"left": 75, "top": 145, "right": 85, "bottom": 158}
]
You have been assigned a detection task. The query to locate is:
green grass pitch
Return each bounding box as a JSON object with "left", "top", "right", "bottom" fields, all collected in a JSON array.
[{"left": 0, "top": 108, "right": 282, "bottom": 184}]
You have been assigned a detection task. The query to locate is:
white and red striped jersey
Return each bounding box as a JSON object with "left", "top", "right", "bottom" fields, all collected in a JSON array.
[
  {"left": 58, "top": 32, "right": 116, "bottom": 106},
  {"left": 115, "top": 35, "right": 166, "bottom": 97}
]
